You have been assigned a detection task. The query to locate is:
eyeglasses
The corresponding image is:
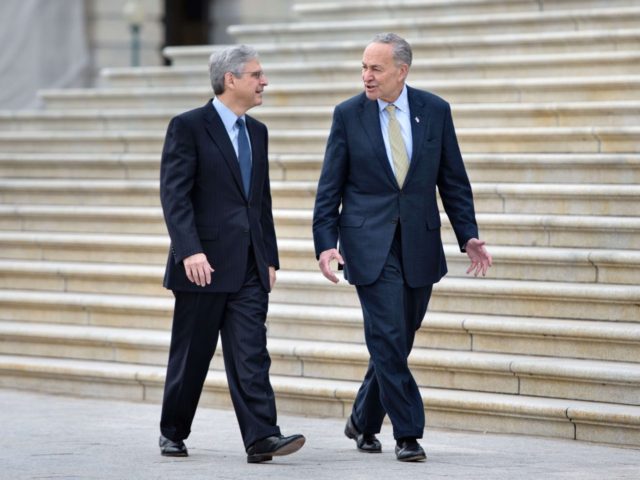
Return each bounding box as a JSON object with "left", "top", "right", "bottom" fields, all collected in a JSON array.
[{"left": 236, "top": 70, "right": 266, "bottom": 80}]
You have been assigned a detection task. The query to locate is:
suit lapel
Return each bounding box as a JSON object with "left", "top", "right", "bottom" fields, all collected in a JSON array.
[
  {"left": 358, "top": 96, "right": 397, "bottom": 187},
  {"left": 406, "top": 86, "right": 431, "bottom": 182},
  {"left": 202, "top": 101, "right": 246, "bottom": 197},
  {"left": 246, "top": 116, "right": 263, "bottom": 201}
]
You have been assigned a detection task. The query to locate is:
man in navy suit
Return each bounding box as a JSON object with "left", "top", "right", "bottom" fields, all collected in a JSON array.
[
  {"left": 158, "top": 45, "right": 304, "bottom": 463},
  {"left": 313, "top": 33, "right": 492, "bottom": 462}
]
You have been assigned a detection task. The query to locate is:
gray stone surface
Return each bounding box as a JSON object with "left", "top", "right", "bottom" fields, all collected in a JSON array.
[{"left": 1, "top": 388, "right": 639, "bottom": 480}]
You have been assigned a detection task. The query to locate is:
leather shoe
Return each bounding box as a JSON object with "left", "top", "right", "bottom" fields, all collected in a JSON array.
[
  {"left": 246, "top": 434, "right": 305, "bottom": 463},
  {"left": 395, "top": 439, "right": 426, "bottom": 462},
  {"left": 159, "top": 434, "right": 188, "bottom": 457},
  {"left": 344, "top": 416, "right": 382, "bottom": 453}
]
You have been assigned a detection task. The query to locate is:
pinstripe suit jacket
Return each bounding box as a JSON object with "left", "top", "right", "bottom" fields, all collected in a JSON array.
[
  {"left": 160, "top": 101, "right": 279, "bottom": 293},
  {"left": 313, "top": 86, "right": 478, "bottom": 287}
]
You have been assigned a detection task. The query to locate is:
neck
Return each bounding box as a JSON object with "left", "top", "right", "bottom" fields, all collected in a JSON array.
[
  {"left": 380, "top": 84, "right": 405, "bottom": 104},
  {"left": 217, "top": 94, "right": 247, "bottom": 117}
]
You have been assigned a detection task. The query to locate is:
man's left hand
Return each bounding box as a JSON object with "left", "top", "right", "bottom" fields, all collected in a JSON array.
[
  {"left": 465, "top": 238, "right": 492, "bottom": 277},
  {"left": 269, "top": 266, "right": 276, "bottom": 290}
]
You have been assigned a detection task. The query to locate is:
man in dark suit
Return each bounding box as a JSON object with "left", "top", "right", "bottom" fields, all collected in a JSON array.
[
  {"left": 313, "top": 33, "right": 492, "bottom": 462},
  {"left": 158, "top": 45, "right": 304, "bottom": 463}
]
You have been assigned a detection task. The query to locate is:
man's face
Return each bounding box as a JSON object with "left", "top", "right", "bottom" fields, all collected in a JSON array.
[
  {"left": 228, "top": 59, "right": 268, "bottom": 111},
  {"left": 361, "top": 42, "right": 408, "bottom": 103}
]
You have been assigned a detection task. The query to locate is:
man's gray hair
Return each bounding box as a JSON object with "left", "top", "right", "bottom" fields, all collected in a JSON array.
[
  {"left": 369, "top": 33, "right": 412, "bottom": 67},
  {"left": 208, "top": 45, "right": 259, "bottom": 95}
]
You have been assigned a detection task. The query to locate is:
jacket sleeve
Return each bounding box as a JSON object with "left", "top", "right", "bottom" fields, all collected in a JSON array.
[
  {"left": 437, "top": 103, "right": 479, "bottom": 251},
  {"left": 312, "top": 105, "right": 349, "bottom": 258},
  {"left": 159, "top": 115, "right": 203, "bottom": 263},
  {"left": 259, "top": 125, "right": 280, "bottom": 269}
]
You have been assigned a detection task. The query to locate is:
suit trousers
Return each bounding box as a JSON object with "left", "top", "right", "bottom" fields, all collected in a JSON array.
[
  {"left": 351, "top": 226, "right": 432, "bottom": 440},
  {"left": 160, "top": 247, "right": 281, "bottom": 449}
]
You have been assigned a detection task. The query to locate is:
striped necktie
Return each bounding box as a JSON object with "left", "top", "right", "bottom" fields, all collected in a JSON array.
[{"left": 385, "top": 104, "right": 409, "bottom": 188}]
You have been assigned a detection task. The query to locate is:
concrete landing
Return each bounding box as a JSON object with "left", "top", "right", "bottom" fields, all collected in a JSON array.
[{"left": 1, "top": 388, "right": 637, "bottom": 480}]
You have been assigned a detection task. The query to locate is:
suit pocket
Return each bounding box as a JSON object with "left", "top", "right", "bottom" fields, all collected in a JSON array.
[
  {"left": 197, "top": 227, "right": 219, "bottom": 240},
  {"left": 339, "top": 214, "right": 365, "bottom": 228},
  {"left": 340, "top": 214, "right": 365, "bottom": 228}
]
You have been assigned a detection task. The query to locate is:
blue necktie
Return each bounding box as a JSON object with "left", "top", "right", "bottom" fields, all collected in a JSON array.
[{"left": 236, "top": 118, "right": 252, "bottom": 197}]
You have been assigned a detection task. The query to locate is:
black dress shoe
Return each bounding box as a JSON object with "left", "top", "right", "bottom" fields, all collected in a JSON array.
[
  {"left": 159, "top": 434, "right": 188, "bottom": 457},
  {"left": 395, "top": 439, "right": 426, "bottom": 462},
  {"left": 344, "top": 416, "right": 382, "bottom": 453},
  {"left": 246, "top": 434, "right": 305, "bottom": 463}
]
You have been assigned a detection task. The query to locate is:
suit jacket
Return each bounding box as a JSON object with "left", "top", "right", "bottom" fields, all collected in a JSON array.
[
  {"left": 313, "top": 86, "right": 478, "bottom": 287},
  {"left": 160, "top": 100, "right": 279, "bottom": 293}
]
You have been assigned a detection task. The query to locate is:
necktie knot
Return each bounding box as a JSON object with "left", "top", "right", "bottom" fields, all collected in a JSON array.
[{"left": 385, "top": 104, "right": 397, "bottom": 116}]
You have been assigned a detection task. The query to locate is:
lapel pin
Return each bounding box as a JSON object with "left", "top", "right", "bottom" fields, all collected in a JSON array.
[{"left": 415, "top": 117, "right": 420, "bottom": 123}]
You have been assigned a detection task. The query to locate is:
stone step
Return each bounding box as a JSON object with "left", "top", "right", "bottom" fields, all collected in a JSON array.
[
  {"left": 1, "top": 205, "right": 638, "bottom": 249},
  {"left": 0, "top": 260, "right": 637, "bottom": 321},
  {"left": 461, "top": 153, "right": 640, "bottom": 185},
  {"left": 0, "top": 110, "right": 177, "bottom": 132},
  {"left": 272, "top": 240, "right": 640, "bottom": 286},
  {"left": 227, "top": 6, "right": 640, "bottom": 43},
  {"left": 1, "top": 354, "right": 638, "bottom": 446},
  {"left": 39, "top": 76, "right": 640, "bottom": 108},
  {"left": 292, "top": 0, "right": 640, "bottom": 21},
  {"left": 264, "top": 305, "right": 640, "bottom": 364},
  {"left": 1, "top": 290, "right": 639, "bottom": 362},
  {"left": 4, "top": 102, "right": 640, "bottom": 132},
  {"left": 2, "top": 152, "right": 637, "bottom": 185},
  {"left": 0, "top": 153, "right": 159, "bottom": 180},
  {"left": 0, "top": 231, "right": 637, "bottom": 285},
  {"left": 163, "top": 28, "right": 640, "bottom": 64},
  {"left": 103, "top": 51, "right": 640, "bottom": 87},
  {"left": 1, "top": 126, "right": 638, "bottom": 154},
  {"left": 1, "top": 321, "right": 638, "bottom": 405},
  {"left": 268, "top": 153, "right": 640, "bottom": 185},
  {"left": 0, "top": 205, "right": 167, "bottom": 235},
  {"left": 273, "top": 271, "right": 640, "bottom": 322},
  {"left": 1, "top": 178, "right": 638, "bottom": 216},
  {"left": 0, "top": 231, "right": 169, "bottom": 266}
]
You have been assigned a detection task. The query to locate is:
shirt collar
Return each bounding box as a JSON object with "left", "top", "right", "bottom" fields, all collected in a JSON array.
[
  {"left": 212, "top": 97, "right": 245, "bottom": 131},
  {"left": 377, "top": 84, "right": 409, "bottom": 114}
]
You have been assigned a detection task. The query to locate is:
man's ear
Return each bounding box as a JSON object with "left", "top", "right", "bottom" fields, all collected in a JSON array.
[
  {"left": 224, "top": 71, "right": 235, "bottom": 90},
  {"left": 399, "top": 64, "right": 409, "bottom": 82}
]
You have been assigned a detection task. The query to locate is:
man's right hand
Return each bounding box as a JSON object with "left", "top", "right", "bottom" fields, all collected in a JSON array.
[
  {"left": 183, "top": 253, "right": 214, "bottom": 287},
  {"left": 318, "top": 248, "right": 344, "bottom": 284}
]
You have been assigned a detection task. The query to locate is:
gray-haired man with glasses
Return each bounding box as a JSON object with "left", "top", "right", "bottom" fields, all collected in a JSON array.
[{"left": 158, "top": 44, "right": 305, "bottom": 463}]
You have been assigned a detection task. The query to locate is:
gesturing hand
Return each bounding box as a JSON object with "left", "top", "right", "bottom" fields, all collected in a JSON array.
[
  {"left": 465, "top": 238, "right": 492, "bottom": 277},
  {"left": 318, "top": 248, "right": 344, "bottom": 284},
  {"left": 183, "top": 253, "right": 214, "bottom": 286}
]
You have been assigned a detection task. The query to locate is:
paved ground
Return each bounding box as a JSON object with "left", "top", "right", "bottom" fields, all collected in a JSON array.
[{"left": 2, "top": 388, "right": 638, "bottom": 480}]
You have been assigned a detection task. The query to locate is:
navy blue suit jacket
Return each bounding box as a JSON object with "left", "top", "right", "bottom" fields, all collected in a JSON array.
[
  {"left": 313, "top": 86, "right": 478, "bottom": 287},
  {"left": 160, "top": 101, "right": 279, "bottom": 293}
]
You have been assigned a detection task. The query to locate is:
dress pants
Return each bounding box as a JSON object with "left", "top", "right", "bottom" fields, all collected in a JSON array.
[
  {"left": 351, "top": 227, "right": 432, "bottom": 440},
  {"left": 160, "top": 248, "right": 281, "bottom": 449}
]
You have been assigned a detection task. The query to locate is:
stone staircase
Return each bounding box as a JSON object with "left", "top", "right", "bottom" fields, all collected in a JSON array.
[{"left": 1, "top": 0, "right": 640, "bottom": 447}]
